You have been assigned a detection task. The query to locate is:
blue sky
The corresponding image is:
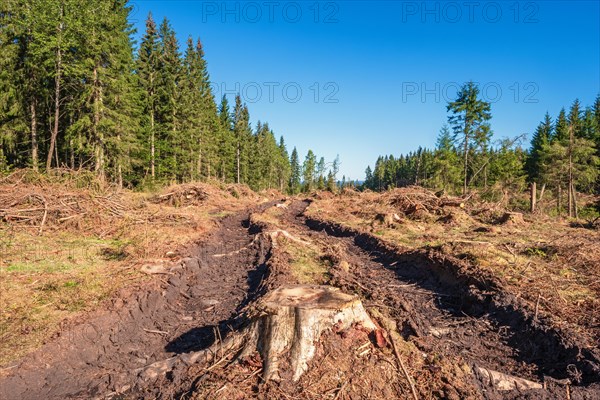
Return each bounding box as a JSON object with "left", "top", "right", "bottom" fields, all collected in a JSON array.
[{"left": 129, "top": 1, "right": 600, "bottom": 180}]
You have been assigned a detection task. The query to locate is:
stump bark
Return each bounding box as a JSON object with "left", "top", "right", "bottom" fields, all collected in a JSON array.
[{"left": 240, "top": 285, "right": 376, "bottom": 381}]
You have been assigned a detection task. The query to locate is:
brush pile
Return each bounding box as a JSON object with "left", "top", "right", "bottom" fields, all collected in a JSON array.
[
  {"left": 381, "top": 186, "right": 468, "bottom": 221},
  {"left": 0, "top": 186, "right": 129, "bottom": 235},
  {"left": 151, "top": 184, "right": 209, "bottom": 206}
]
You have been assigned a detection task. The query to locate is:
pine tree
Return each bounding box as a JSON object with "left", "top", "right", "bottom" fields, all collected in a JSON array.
[
  {"left": 553, "top": 108, "right": 568, "bottom": 143},
  {"left": 364, "top": 166, "right": 374, "bottom": 190},
  {"left": 447, "top": 81, "right": 492, "bottom": 194},
  {"left": 156, "top": 17, "right": 181, "bottom": 180},
  {"left": 289, "top": 147, "right": 301, "bottom": 194},
  {"left": 137, "top": 13, "right": 160, "bottom": 180},
  {"left": 302, "top": 150, "right": 317, "bottom": 192},
  {"left": 0, "top": 1, "right": 27, "bottom": 170},
  {"left": 526, "top": 113, "right": 552, "bottom": 183},
  {"left": 332, "top": 155, "right": 340, "bottom": 182},
  {"left": 326, "top": 171, "right": 336, "bottom": 192},
  {"left": 489, "top": 138, "right": 526, "bottom": 195},
  {"left": 316, "top": 157, "right": 326, "bottom": 187},
  {"left": 217, "top": 95, "right": 234, "bottom": 181},
  {"left": 232, "top": 95, "right": 252, "bottom": 184},
  {"left": 432, "top": 125, "right": 461, "bottom": 192},
  {"left": 276, "top": 136, "right": 291, "bottom": 192}
]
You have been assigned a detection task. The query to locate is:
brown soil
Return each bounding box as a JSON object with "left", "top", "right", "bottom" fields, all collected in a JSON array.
[
  {"left": 0, "top": 201, "right": 277, "bottom": 399},
  {"left": 1, "top": 193, "right": 599, "bottom": 399}
]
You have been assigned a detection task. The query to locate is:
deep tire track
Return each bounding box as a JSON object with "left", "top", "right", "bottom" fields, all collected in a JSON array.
[
  {"left": 0, "top": 202, "right": 277, "bottom": 400},
  {"left": 283, "top": 200, "right": 600, "bottom": 399}
]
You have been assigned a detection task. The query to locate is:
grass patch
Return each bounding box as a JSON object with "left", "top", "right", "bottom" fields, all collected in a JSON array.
[
  {"left": 282, "top": 239, "right": 330, "bottom": 285},
  {"left": 0, "top": 231, "right": 143, "bottom": 365}
]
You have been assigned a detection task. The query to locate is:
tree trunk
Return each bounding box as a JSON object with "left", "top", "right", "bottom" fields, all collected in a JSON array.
[
  {"left": 557, "top": 185, "right": 562, "bottom": 216},
  {"left": 150, "top": 111, "right": 155, "bottom": 179},
  {"left": 539, "top": 183, "right": 546, "bottom": 202},
  {"left": 484, "top": 163, "right": 488, "bottom": 188},
  {"left": 69, "top": 139, "right": 74, "bottom": 169},
  {"left": 462, "top": 125, "right": 470, "bottom": 195},
  {"left": 530, "top": 182, "right": 536, "bottom": 213},
  {"left": 46, "top": 45, "right": 62, "bottom": 171},
  {"left": 239, "top": 285, "right": 376, "bottom": 382},
  {"left": 236, "top": 143, "right": 241, "bottom": 184},
  {"left": 197, "top": 147, "right": 202, "bottom": 180},
  {"left": 572, "top": 182, "right": 578, "bottom": 220},
  {"left": 567, "top": 125, "right": 574, "bottom": 217},
  {"left": 30, "top": 99, "right": 38, "bottom": 172},
  {"left": 92, "top": 65, "right": 105, "bottom": 182},
  {"left": 138, "top": 285, "right": 377, "bottom": 384}
]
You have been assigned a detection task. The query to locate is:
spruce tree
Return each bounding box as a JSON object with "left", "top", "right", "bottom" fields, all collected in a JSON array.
[
  {"left": 364, "top": 166, "right": 374, "bottom": 190},
  {"left": 447, "top": 82, "right": 492, "bottom": 194},
  {"left": 179, "top": 37, "right": 203, "bottom": 180},
  {"left": 217, "top": 95, "right": 235, "bottom": 181},
  {"left": 276, "top": 136, "right": 291, "bottom": 192},
  {"left": 553, "top": 108, "right": 568, "bottom": 143},
  {"left": 137, "top": 13, "right": 160, "bottom": 179},
  {"left": 232, "top": 95, "right": 252, "bottom": 184},
  {"left": 195, "top": 39, "right": 220, "bottom": 180},
  {"left": 0, "top": 1, "right": 27, "bottom": 169},
  {"left": 156, "top": 17, "right": 181, "bottom": 180},
  {"left": 526, "top": 113, "right": 552, "bottom": 183},
  {"left": 432, "top": 125, "right": 461, "bottom": 192},
  {"left": 289, "top": 147, "right": 301, "bottom": 194},
  {"left": 303, "top": 150, "right": 317, "bottom": 192}
]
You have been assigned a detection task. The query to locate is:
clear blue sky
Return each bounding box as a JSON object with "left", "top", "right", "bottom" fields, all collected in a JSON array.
[{"left": 129, "top": 1, "right": 600, "bottom": 180}]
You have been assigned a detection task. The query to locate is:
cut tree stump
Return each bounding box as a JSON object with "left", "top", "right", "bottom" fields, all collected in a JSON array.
[
  {"left": 136, "top": 285, "right": 376, "bottom": 384},
  {"left": 239, "top": 285, "right": 377, "bottom": 381}
]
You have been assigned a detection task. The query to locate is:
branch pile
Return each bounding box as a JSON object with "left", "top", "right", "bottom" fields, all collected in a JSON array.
[
  {"left": 0, "top": 186, "right": 129, "bottom": 235},
  {"left": 381, "top": 186, "right": 468, "bottom": 220},
  {"left": 151, "top": 184, "right": 210, "bottom": 206}
]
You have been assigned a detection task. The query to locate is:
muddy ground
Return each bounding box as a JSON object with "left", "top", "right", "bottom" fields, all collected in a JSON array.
[{"left": 1, "top": 199, "right": 599, "bottom": 399}]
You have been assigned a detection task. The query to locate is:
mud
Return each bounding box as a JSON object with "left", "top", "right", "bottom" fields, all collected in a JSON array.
[
  {"left": 297, "top": 203, "right": 600, "bottom": 399},
  {"left": 0, "top": 202, "right": 278, "bottom": 400}
]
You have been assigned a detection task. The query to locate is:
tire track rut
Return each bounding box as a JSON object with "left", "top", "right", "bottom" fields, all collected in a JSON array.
[
  {"left": 283, "top": 199, "right": 600, "bottom": 399},
  {"left": 0, "top": 202, "right": 276, "bottom": 400}
]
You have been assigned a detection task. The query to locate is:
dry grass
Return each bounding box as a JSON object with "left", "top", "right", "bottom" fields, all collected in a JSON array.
[{"left": 0, "top": 172, "right": 262, "bottom": 365}]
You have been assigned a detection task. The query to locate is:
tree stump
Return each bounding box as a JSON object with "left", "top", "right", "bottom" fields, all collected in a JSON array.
[
  {"left": 240, "top": 285, "right": 377, "bottom": 381},
  {"left": 498, "top": 212, "right": 525, "bottom": 225}
]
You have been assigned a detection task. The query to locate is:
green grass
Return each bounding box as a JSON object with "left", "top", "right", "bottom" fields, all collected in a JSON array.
[
  {"left": 0, "top": 230, "right": 144, "bottom": 365},
  {"left": 283, "top": 239, "right": 331, "bottom": 285}
]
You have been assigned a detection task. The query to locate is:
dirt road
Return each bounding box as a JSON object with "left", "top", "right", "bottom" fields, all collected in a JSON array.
[{"left": 1, "top": 199, "right": 599, "bottom": 399}]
